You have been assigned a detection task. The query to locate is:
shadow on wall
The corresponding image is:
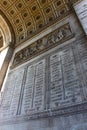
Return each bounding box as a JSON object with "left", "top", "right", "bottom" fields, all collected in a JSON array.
[{"left": 0, "top": 35, "right": 3, "bottom": 48}]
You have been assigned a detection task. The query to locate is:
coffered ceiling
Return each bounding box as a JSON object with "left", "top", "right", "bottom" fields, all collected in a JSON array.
[{"left": 0, "top": 0, "right": 71, "bottom": 46}]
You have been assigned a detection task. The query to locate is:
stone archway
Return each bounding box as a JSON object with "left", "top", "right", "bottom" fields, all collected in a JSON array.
[{"left": 0, "top": 12, "right": 15, "bottom": 90}]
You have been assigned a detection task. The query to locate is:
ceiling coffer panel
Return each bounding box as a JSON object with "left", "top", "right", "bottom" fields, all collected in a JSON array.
[{"left": 0, "top": 0, "right": 71, "bottom": 45}]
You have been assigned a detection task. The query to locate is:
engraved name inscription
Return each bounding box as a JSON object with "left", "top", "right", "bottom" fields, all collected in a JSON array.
[
  {"left": 0, "top": 69, "right": 24, "bottom": 118},
  {"left": 0, "top": 36, "right": 87, "bottom": 120}
]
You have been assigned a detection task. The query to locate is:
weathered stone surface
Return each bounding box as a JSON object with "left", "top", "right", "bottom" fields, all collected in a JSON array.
[
  {"left": 0, "top": 12, "right": 87, "bottom": 130},
  {"left": 0, "top": 36, "right": 87, "bottom": 121},
  {"left": 74, "top": 0, "right": 87, "bottom": 35},
  {"left": 0, "top": 113, "right": 87, "bottom": 130}
]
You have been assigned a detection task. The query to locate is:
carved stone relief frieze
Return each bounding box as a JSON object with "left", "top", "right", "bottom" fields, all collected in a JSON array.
[{"left": 12, "top": 23, "right": 73, "bottom": 68}]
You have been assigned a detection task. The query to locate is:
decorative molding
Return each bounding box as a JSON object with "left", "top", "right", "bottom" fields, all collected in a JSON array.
[
  {"left": 0, "top": 102, "right": 87, "bottom": 125},
  {"left": 12, "top": 23, "right": 74, "bottom": 68},
  {"left": 72, "top": 0, "right": 82, "bottom": 4}
]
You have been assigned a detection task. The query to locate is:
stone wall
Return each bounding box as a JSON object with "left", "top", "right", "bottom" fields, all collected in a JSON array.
[
  {"left": 0, "top": 112, "right": 87, "bottom": 130},
  {"left": 0, "top": 13, "right": 87, "bottom": 130}
]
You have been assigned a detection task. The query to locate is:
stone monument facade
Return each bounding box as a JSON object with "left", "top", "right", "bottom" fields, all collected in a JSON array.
[{"left": 0, "top": 1, "right": 87, "bottom": 130}]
